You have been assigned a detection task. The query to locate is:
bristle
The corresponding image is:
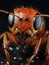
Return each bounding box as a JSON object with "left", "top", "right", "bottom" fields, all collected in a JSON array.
[{"left": 21, "top": 6, "right": 25, "bottom": 8}]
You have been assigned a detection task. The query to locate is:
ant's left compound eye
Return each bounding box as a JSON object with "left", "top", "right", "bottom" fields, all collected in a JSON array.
[
  {"left": 33, "top": 16, "right": 42, "bottom": 30},
  {"left": 8, "top": 13, "right": 14, "bottom": 25}
]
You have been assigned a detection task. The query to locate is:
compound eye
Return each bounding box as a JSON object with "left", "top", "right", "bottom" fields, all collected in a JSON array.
[
  {"left": 8, "top": 13, "right": 14, "bottom": 25},
  {"left": 33, "top": 16, "right": 42, "bottom": 30}
]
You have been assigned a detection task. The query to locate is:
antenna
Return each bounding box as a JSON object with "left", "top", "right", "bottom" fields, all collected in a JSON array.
[
  {"left": 36, "top": 14, "right": 49, "bottom": 17},
  {"left": 0, "top": 9, "right": 49, "bottom": 18},
  {"left": 0, "top": 9, "right": 20, "bottom": 19}
]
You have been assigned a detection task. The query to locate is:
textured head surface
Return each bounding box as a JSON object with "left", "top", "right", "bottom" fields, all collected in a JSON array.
[{"left": 9, "top": 7, "right": 45, "bottom": 37}]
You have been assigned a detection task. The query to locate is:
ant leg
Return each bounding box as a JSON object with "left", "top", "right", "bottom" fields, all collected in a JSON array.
[
  {"left": 0, "top": 33, "right": 5, "bottom": 39},
  {"left": 4, "top": 49, "right": 10, "bottom": 65},
  {"left": 6, "top": 32, "right": 19, "bottom": 44},
  {"left": 3, "top": 33, "right": 10, "bottom": 49},
  {"left": 46, "top": 35, "right": 49, "bottom": 65},
  {"left": 26, "top": 38, "right": 42, "bottom": 65},
  {"left": 3, "top": 33, "right": 10, "bottom": 65},
  {"left": 6, "top": 32, "right": 16, "bottom": 43}
]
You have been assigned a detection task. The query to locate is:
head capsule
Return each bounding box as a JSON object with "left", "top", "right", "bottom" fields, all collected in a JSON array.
[{"left": 0, "top": 7, "right": 48, "bottom": 37}]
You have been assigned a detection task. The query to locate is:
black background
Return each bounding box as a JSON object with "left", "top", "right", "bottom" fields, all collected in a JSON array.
[{"left": 0, "top": 0, "right": 49, "bottom": 33}]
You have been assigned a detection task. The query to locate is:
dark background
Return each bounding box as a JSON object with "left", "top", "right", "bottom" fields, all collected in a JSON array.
[{"left": 0, "top": 0, "right": 49, "bottom": 33}]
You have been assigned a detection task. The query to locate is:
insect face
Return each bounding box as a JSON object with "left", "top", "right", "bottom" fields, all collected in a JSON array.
[{"left": 8, "top": 8, "right": 45, "bottom": 37}]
